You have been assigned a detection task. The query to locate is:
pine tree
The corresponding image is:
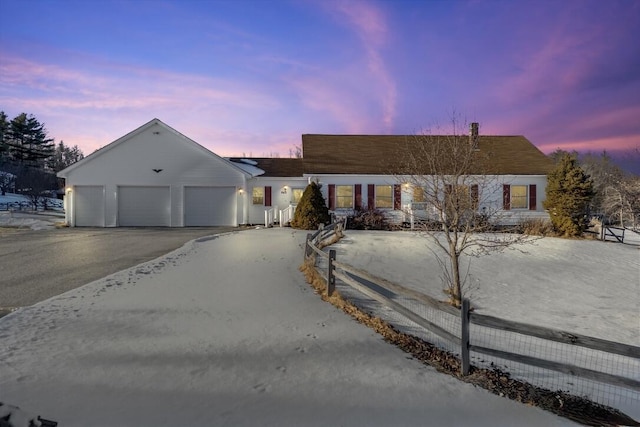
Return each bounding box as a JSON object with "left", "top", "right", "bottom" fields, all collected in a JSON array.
[
  {"left": 49, "top": 140, "right": 84, "bottom": 172},
  {"left": 6, "top": 113, "right": 54, "bottom": 168},
  {"left": 544, "top": 153, "right": 594, "bottom": 237},
  {"left": 0, "top": 111, "right": 10, "bottom": 163},
  {"left": 291, "top": 182, "right": 330, "bottom": 230}
]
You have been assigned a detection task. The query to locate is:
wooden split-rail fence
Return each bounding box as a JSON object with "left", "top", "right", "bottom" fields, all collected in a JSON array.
[{"left": 303, "top": 222, "right": 640, "bottom": 408}]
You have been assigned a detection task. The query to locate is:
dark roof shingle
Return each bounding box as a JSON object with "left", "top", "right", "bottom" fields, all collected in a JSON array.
[{"left": 301, "top": 134, "right": 553, "bottom": 175}]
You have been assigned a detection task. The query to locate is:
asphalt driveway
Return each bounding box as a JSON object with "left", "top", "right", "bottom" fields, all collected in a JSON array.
[{"left": 0, "top": 226, "right": 239, "bottom": 315}]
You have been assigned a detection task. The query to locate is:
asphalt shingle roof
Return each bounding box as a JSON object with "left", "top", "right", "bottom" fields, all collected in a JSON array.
[
  {"left": 301, "top": 134, "right": 553, "bottom": 175},
  {"left": 240, "top": 134, "right": 553, "bottom": 177}
]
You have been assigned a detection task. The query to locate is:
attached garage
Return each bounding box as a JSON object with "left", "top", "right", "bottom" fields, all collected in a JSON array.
[
  {"left": 57, "top": 119, "right": 250, "bottom": 227},
  {"left": 118, "top": 186, "right": 171, "bottom": 227},
  {"left": 74, "top": 185, "right": 105, "bottom": 227},
  {"left": 184, "top": 186, "right": 236, "bottom": 226}
]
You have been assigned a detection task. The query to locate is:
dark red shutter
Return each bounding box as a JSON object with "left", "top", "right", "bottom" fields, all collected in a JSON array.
[
  {"left": 471, "top": 184, "right": 479, "bottom": 210},
  {"left": 354, "top": 184, "right": 362, "bottom": 210},
  {"left": 393, "top": 184, "right": 401, "bottom": 210},
  {"left": 503, "top": 184, "right": 511, "bottom": 210},
  {"left": 444, "top": 184, "right": 453, "bottom": 210},
  {"left": 264, "top": 186, "right": 272, "bottom": 207},
  {"left": 328, "top": 184, "right": 335, "bottom": 210},
  {"left": 529, "top": 184, "right": 537, "bottom": 211},
  {"left": 367, "top": 184, "right": 375, "bottom": 208}
]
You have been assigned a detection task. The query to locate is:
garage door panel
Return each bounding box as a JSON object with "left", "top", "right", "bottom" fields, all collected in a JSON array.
[
  {"left": 75, "top": 186, "right": 105, "bottom": 227},
  {"left": 184, "top": 186, "right": 235, "bottom": 226},
  {"left": 119, "top": 186, "right": 170, "bottom": 227}
]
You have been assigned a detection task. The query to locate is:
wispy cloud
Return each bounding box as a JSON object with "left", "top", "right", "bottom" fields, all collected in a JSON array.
[
  {"left": 0, "top": 52, "right": 287, "bottom": 155},
  {"left": 320, "top": 0, "right": 397, "bottom": 131}
]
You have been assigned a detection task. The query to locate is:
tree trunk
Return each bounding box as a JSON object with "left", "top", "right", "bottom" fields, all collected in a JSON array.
[{"left": 449, "top": 241, "right": 462, "bottom": 307}]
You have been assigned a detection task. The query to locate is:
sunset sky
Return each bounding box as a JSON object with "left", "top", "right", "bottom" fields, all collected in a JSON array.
[{"left": 1, "top": 0, "right": 639, "bottom": 171}]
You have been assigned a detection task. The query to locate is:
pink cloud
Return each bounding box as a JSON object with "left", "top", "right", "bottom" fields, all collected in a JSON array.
[
  {"left": 289, "top": 76, "right": 371, "bottom": 133},
  {"left": 537, "top": 134, "right": 640, "bottom": 155},
  {"left": 322, "top": 0, "right": 397, "bottom": 131},
  {"left": 0, "top": 54, "right": 279, "bottom": 113},
  {"left": 0, "top": 53, "right": 292, "bottom": 157}
]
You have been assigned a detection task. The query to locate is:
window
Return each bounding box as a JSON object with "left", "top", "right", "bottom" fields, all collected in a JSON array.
[
  {"left": 413, "top": 186, "right": 425, "bottom": 203},
  {"left": 336, "top": 185, "right": 353, "bottom": 208},
  {"left": 375, "top": 185, "right": 393, "bottom": 208},
  {"left": 252, "top": 187, "right": 264, "bottom": 205},
  {"left": 444, "top": 184, "right": 479, "bottom": 213},
  {"left": 503, "top": 184, "right": 536, "bottom": 210},
  {"left": 511, "top": 185, "right": 528, "bottom": 209},
  {"left": 292, "top": 188, "right": 304, "bottom": 204}
]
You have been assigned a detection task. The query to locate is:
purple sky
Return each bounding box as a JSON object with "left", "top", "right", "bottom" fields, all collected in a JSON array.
[{"left": 1, "top": 0, "right": 639, "bottom": 171}]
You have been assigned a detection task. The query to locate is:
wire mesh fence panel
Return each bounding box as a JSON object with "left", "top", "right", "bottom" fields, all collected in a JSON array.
[
  {"left": 393, "top": 291, "right": 460, "bottom": 355},
  {"left": 332, "top": 276, "right": 461, "bottom": 356},
  {"left": 469, "top": 322, "right": 640, "bottom": 410}
]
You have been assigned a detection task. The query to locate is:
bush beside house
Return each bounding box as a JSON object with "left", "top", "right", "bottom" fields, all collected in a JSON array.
[{"left": 291, "top": 182, "right": 330, "bottom": 230}]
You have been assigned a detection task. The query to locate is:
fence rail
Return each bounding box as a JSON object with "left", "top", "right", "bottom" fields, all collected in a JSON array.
[
  {"left": 303, "top": 224, "right": 640, "bottom": 412},
  {"left": 0, "top": 200, "right": 64, "bottom": 212}
]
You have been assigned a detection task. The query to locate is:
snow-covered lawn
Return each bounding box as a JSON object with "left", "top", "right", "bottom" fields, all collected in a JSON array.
[
  {"left": 0, "top": 229, "right": 575, "bottom": 427},
  {"left": 332, "top": 230, "right": 640, "bottom": 346},
  {"left": 0, "top": 193, "right": 65, "bottom": 230},
  {"left": 330, "top": 230, "right": 640, "bottom": 419}
]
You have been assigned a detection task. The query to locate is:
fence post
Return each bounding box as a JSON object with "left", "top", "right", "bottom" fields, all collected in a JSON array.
[
  {"left": 327, "top": 249, "right": 336, "bottom": 296},
  {"left": 304, "top": 233, "right": 312, "bottom": 260},
  {"left": 461, "top": 298, "right": 470, "bottom": 376}
]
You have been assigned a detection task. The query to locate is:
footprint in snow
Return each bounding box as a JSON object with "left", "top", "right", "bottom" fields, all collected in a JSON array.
[{"left": 252, "top": 383, "right": 271, "bottom": 393}]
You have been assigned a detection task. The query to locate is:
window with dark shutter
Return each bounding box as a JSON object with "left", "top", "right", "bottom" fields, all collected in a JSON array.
[
  {"left": 355, "top": 184, "right": 362, "bottom": 210},
  {"left": 529, "top": 184, "right": 537, "bottom": 211},
  {"left": 367, "top": 184, "right": 375, "bottom": 208},
  {"left": 503, "top": 184, "right": 511, "bottom": 210},
  {"left": 265, "top": 186, "right": 272, "bottom": 207},
  {"left": 393, "top": 184, "right": 401, "bottom": 210}
]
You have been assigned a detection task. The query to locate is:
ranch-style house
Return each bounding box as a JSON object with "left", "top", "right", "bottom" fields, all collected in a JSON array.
[{"left": 57, "top": 118, "right": 553, "bottom": 227}]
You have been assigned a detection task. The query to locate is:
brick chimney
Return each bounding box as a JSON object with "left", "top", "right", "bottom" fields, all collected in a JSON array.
[{"left": 469, "top": 122, "right": 479, "bottom": 149}]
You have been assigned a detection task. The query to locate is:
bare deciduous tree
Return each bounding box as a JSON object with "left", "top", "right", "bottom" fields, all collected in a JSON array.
[
  {"left": 581, "top": 148, "right": 640, "bottom": 229},
  {"left": 395, "top": 118, "right": 532, "bottom": 307}
]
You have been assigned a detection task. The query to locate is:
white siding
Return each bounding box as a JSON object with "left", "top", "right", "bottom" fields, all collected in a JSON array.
[
  {"left": 59, "top": 120, "right": 247, "bottom": 227},
  {"left": 74, "top": 185, "right": 105, "bottom": 227},
  {"left": 118, "top": 186, "right": 171, "bottom": 226},
  {"left": 308, "top": 174, "right": 550, "bottom": 226},
  {"left": 246, "top": 177, "right": 308, "bottom": 225},
  {"left": 184, "top": 186, "right": 236, "bottom": 226}
]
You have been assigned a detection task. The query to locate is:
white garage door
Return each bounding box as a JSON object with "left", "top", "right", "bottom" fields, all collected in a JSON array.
[
  {"left": 118, "top": 186, "right": 171, "bottom": 227},
  {"left": 75, "top": 185, "right": 105, "bottom": 227},
  {"left": 184, "top": 186, "right": 236, "bottom": 226}
]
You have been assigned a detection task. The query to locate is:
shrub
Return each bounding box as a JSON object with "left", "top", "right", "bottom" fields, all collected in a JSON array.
[
  {"left": 543, "top": 153, "right": 594, "bottom": 237},
  {"left": 291, "top": 182, "right": 330, "bottom": 230},
  {"left": 347, "top": 207, "right": 391, "bottom": 230},
  {"left": 518, "top": 218, "right": 554, "bottom": 236}
]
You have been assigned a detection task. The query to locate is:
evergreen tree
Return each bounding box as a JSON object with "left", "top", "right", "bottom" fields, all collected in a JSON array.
[
  {"left": 6, "top": 113, "right": 54, "bottom": 168},
  {"left": 49, "top": 140, "right": 84, "bottom": 172},
  {"left": 544, "top": 153, "right": 594, "bottom": 237},
  {"left": 0, "top": 111, "right": 9, "bottom": 163},
  {"left": 291, "top": 182, "right": 330, "bottom": 230}
]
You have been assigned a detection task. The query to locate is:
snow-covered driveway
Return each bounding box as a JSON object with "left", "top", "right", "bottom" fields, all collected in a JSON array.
[{"left": 0, "top": 228, "right": 574, "bottom": 426}]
